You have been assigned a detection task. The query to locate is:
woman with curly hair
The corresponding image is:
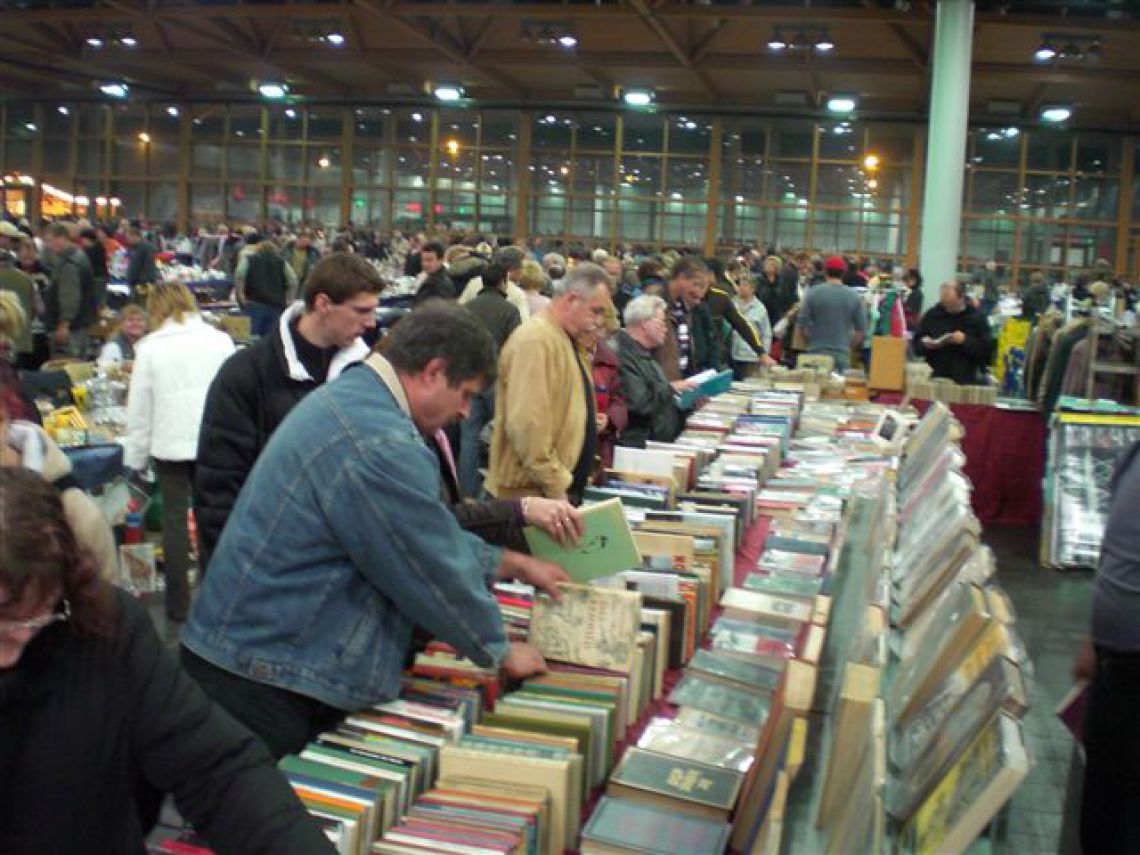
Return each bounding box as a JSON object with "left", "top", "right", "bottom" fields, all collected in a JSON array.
[{"left": 0, "top": 467, "right": 334, "bottom": 853}]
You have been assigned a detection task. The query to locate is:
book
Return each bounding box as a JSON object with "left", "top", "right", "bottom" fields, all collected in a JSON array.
[
  {"left": 528, "top": 584, "right": 643, "bottom": 673},
  {"left": 579, "top": 796, "right": 730, "bottom": 855},
  {"left": 1056, "top": 679, "right": 1088, "bottom": 743},
  {"left": 816, "top": 663, "right": 881, "bottom": 829},
  {"left": 636, "top": 717, "right": 755, "bottom": 773},
  {"left": 742, "top": 571, "right": 824, "bottom": 600},
  {"left": 605, "top": 747, "right": 744, "bottom": 821},
  {"left": 523, "top": 498, "right": 641, "bottom": 582},
  {"left": 718, "top": 587, "right": 812, "bottom": 630},
  {"left": 686, "top": 648, "right": 783, "bottom": 693},
  {"left": 677, "top": 368, "right": 735, "bottom": 409},
  {"left": 668, "top": 672, "right": 771, "bottom": 726},
  {"left": 899, "top": 712, "right": 1030, "bottom": 855}
]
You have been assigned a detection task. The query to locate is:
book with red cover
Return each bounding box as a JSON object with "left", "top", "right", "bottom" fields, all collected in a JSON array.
[{"left": 1056, "top": 680, "right": 1088, "bottom": 744}]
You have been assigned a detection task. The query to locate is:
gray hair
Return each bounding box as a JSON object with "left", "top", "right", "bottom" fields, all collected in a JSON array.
[
  {"left": 624, "top": 294, "right": 667, "bottom": 328},
  {"left": 553, "top": 262, "right": 610, "bottom": 299}
]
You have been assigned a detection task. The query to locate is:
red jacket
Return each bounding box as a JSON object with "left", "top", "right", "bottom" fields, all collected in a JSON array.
[{"left": 590, "top": 340, "right": 628, "bottom": 473}]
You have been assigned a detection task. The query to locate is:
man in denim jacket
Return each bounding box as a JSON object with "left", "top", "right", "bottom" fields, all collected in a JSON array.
[{"left": 181, "top": 303, "right": 566, "bottom": 758}]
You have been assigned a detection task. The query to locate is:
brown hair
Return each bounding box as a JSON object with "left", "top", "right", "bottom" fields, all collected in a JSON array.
[
  {"left": 0, "top": 468, "right": 116, "bottom": 636},
  {"left": 670, "top": 257, "right": 709, "bottom": 281},
  {"left": 303, "top": 252, "right": 386, "bottom": 310}
]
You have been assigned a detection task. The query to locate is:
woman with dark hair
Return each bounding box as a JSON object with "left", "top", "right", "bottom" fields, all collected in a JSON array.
[
  {"left": 0, "top": 467, "right": 334, "bottom": 853},
  {"left": 904, "top": 268, "right": 925, "bottom": 330}
]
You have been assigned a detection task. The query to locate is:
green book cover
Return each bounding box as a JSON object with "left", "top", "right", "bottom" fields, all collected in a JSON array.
[
  {"left": 523, "top": 497, "right": 641, "bottom": 582},
  {"left": 610, "top": 747, "right": 743, "bottom": 812},
  {"left": 687, "top": 649, "right": 783, "bottom": 693},
  {"left": 742, "top": 571, "right": 823, "bottom": 600},
  {"left": 668, "top": 673, "right": 772, "bottom": 726},
  {"left": 301, "top": 743, "right": 412, "bottom": 814},
  {"left": 582, "top": 796, "right": 730, "bottom": 855},
  {"left": 460, "top": 734, "right": 571, "bottom": 761}
]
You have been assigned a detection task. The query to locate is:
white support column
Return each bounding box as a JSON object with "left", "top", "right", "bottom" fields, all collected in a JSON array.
[{"left": 918, "top": 0, "right": 975, "bottom": 310}]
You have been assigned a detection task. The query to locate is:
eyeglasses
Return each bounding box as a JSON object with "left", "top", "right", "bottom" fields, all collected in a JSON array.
[{"left": 0, "top": 598, "right": 71, "bottom": 634}]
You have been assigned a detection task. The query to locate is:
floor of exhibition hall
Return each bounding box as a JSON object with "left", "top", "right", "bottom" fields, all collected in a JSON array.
[{"left": 145, "top": 524, "right": 1092, "bottom": 855}]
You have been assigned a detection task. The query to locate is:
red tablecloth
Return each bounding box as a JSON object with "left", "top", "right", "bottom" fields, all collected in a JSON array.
[{"left": 876, "top": 395, "right": 1044, "bottom": 527}]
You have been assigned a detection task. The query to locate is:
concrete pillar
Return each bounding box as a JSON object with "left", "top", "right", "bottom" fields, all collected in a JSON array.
[{"left": 918, "top": 0, "right": 975, "bottom": 309}]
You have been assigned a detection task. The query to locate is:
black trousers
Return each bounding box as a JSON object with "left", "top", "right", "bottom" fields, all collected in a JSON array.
[
  {"left": 1081, "top": 645, "right": 1140, "bottom": 855},
  {"left": 154, "top": 459, "right": 194, "bottom": 622},
  {"left": 180, "top": 647, "right": 343, "bottom": 760}
]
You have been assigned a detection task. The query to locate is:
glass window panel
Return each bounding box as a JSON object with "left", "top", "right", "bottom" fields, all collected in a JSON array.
[
  {"left": 266, "top": 185, "right": 303, "bottom": 225},
  {"left": 619, "top": 155, "right": 662, "bottom": 196},
  {"left": 965, "top": 217, "right": 1016, "bottom": 264},
  {"left": 394, "top": 148, "right": 430, "bottom": 189},
  {"left": 1026, "top": 132, "right": 1071, "bottom": 171},
  {"left": 153, "top": 105, "right": 182, "bottom": 138},
  {"left": 859, "top": 209, "right": 905, "bottom": 257},
  {"left": 570, "top": 199, "right": 612, "bottom": 240},
  {"left": 1075, "top": 133, "right": 1119, "bottom": 174},
  {"left": 436, "top": 150, "right": 477, "bottom": 192},
  {"left": 666, "top": 158, "right": 708, "bottom": 199},
  {"left": 76, "top": 141, "right": 105, "bottom": 178},
  {"left": 622, "top": 113, "right": 664, "bottom": 153},
  {"left": 191, "top": 143, "right": 223, "bottom": 180},
  {"left": 356, "top": 187, "right": 390, "bottom": 229},
  {"left": 44, "top": 106, "right": 72, "bottom": 137},
  {"left": 393, "top": 188, "right": 428, "bottom": 228},
  {"left": 534, "top": 154, "right": 571, "bottom": 194},
  {"left": 617, "top": 198, "right": 656, "bottom": 242},
  {"left": 1065, "top": 225, "right": 1116, "bottom": 271},
  {"left": 815, "top": 164, "right": 862, "bottom": 206},
  {"left": 395, "top": 108, "right": 429, "bottom": 145},
  {"left": 478, "top": 202, "right": 514, "bottom": 236},
  {"left": 149, "top": 182, "right": 178, "bottom": 223},
  {"left": 192, "top": 107, "right": 226, "bottom": 140},
  {"left": 1020, "top": 220, "right": 1064, "bottom": 264},
  {"left": 971, "top": 129, "right": 1021, "bottom": 168},
  {"left": 227, "top": 144, "right": 262, "bottom": 182},
  {"left": 113, "top": 138, "right": 147, "bottom": 176},
  {"left": 666, "top": 117, "right": 712, "bottom": 156},
  {"left": 771, "top": 204, "right": 808, "bottom": 249},
  {"left": 353, "top": 147, "right": 385, "bottom": 186},
  {"left": 766, "top": 163, "right": 809, "bottom": 205},
  {"left": 533, "top": 113, "right": 573, "bottom": 150},
  {"left": 530, "top": 194, "right": 567, "bottom": 236},
  {"left": 866, "top": 124, "right": 913, "bottom": 167},
  {"left": 817, "top": 123, "right": 860, "bottom": 161},
  {"left": 109, "top": 181, "right": 146, "bottom": 220},
  {"left": 311, "top": 148, "right": 342, "bottom": 187},
  {"left": 717, "top": 203, "right": 766, "bottom": 246},
  {"left": 659, "top": 204, "right": 706, "bottom": 245},
  {"left": 438, "top": 109, "right": 479, "bottom": 148},
  {"left": 576, "top": 114, "right": 616, "bottom": 151},
  {"left": 770, "top": 121, "right": 812, "bottom": 160},
  {"left": 268, "top": 107, "right": 304, "bottom": 142},
  {"left": 267, "top": 145, "right": 305, "bottom": 183},
  {"left": 573, "top": 154, "right": 614, "bottom": 197},
  {"left": 149, "top": 137, "right": 178, "bottom": 177},
  {"left": 77, "top": 105, "right": 109, "bottom": 143},
  {"left": 111, "top": 104, "right": 146, "bottom": 139},
  {"left": 970, "top": 171, "right": 1020, "bottom": 214},
  {"left": 352, "top": 107, "right": 385, "bottom": 143},
  {"left": 306, "top": 110, "right": 341, "bottom": 143},
  {"left": 226, "top": 183, "right": 259, "bottom": 222},
  {"left": 435, "top": 191, "right": 478, "bottom": 230},
  {"left": 1023, "top": 174, "right": 1070, "bottom": 218},
  {"left": 229, "top": 106, "right": 262, "bottom": 141},
  {"left": 42, "top": 138, "right": 70, "bottom": 177},
  {"left": 481, "top": 111, "right": 519, "bottom": 148},
  {"left": 190, "top": 182, "right": 224, "bottom": 221},
  {"left": 812, "top": 209, "right": 861, "bottom": 253},
  {"left": 3, "top": 141, "right": 33, "bottom": 173},
  {"left": 722, "top": 150, "right": 766, "bottom": 200},
  {"left": 5, "top": 103, "right": 34, "bottom": 131},
  {"left": 1071, "top": 176, "right": 1118, "bottom": 220},
  {"left": 480, "top": 151, "right": 514, "bottom": 194},
  {"left": 868, "top": 169, "right": 910, "bottom": 210}
]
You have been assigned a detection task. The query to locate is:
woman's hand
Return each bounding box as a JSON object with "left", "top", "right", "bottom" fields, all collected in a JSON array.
[{"left": 523, "top": 498, "right": 585, "bottom": 546}]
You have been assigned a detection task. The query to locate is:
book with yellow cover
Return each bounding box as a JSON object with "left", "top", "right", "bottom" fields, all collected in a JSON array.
[{"left": 529, "top": 584, "right": 643, "bottom": 673}]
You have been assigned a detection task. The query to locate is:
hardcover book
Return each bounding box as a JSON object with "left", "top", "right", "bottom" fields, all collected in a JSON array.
[
  {"left": 523, "top": 499, "right": 641, "bottom": 582},
  {"left": 606, "top": 747, "right": 744, "bottom": 821},
  {"left": 529, "top": 584, "right": 643, "bottom": 673},
  {"left": 579, "top": 796, "right": 730, "bottom": 855}
]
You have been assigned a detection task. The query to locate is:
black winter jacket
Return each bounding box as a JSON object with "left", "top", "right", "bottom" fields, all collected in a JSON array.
[
  {"left": 0, "top": 588, "right": 333, "bottom": 854},
  {"left": 917, "top": 303, "right": 994, "bottom": 385},
  {"left": 618, "top": 330, "right": 684, "bottom": 448}
]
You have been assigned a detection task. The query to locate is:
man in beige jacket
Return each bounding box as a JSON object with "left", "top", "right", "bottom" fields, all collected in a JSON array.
[{"left": 485, "top": 263, "right": 610, "bottom": 505}]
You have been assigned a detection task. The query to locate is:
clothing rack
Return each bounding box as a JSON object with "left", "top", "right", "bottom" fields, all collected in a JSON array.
[{"left": 1084, "top": 316, "right": 1139, "bottom": 404}]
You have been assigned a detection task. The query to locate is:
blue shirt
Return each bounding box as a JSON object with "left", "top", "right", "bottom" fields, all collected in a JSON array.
[{"left": 183, "top": 354, "right": 508, "bottom": 711}]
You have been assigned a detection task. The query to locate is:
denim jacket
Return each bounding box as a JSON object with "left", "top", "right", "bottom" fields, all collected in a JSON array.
[{"left": 182, "top": 354, "right": 509, "bottom": 711}]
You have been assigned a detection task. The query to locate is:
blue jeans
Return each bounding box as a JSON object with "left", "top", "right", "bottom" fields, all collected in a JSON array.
[
  {"left": 246, "top": 301, "right": 282, "bottom": 339},
  {"left": 458, "top": 388, "right": 495, "bottom": 499}
]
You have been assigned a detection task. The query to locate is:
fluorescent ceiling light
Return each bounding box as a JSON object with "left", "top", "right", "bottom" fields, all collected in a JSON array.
[
  {"left": 622, "top": 89, "right": 654, "bottom": 106},
  {"left": 325, "top": 32, "right": 345, "bottom": 46},
  {"left": 120, "top": 36, "right": 137, "bottom": 48},
  {"left": 558, "top": 34, "right": 578, "bottom": 48},
  {"left": 1034, "top": 42, "right": 1056, "bottom": 61},
  {"left": 827, "top": 94, "right": 856, "bottom": 113},
  {"left": 1040, "top": 105, "right": 1072, "bottom": 122},
  {"left": 258, "top": 82, "right": 289, "bottom": 99},
  {"left": 99, "top": 82, "right": 129, "bottom": 98},
  {"left": 167, "top": 106, "right": 180, "bottom": 117},
  {"left": 767, "top": 31, "right": 787, "bottom": 51},
  {"left": 85, "top": 37, "right": 104, "bottom": 49},
  {"left": 815, "top": 38, "right": 835, "bottom": 52},
  {"left": 433, "top": 83, "right": 464, "bottom": 101}
]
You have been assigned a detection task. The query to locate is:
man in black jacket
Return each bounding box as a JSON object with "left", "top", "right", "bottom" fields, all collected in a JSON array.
[
  {"left": 124, "top": 227, "right": 158, "bottom": 296},
  {"left": 194, "top": 253, "right": 384, "bottom": 573},
  {"left": 459, "top": 261, "right": 520, "bottom": 498},
  {"left": 700, "top": 263, "right": 773, "bottom": 369},
  {"left": 42, "top": 223, "right": 96, "bottom": 358},
  {"left": 618, "top": 295, "right": 690, "bottom": 447},
  {"left": 235, "top": 240, "right": 299, "bottom": 338},
  {"left": 413, "top": 241, "right": 455, "bottom": 305},
  {"left": 918, "top": 280, "right": 994, "bottom": 385}
]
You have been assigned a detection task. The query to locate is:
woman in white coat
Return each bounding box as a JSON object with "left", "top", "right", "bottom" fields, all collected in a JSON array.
[{"left": 125, "top": 281, "right": 234, "bottom": 621}]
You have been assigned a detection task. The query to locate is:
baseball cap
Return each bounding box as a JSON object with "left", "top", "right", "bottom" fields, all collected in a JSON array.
[{"left": 824, "top": 255, "right": 847, "bottom": 274}]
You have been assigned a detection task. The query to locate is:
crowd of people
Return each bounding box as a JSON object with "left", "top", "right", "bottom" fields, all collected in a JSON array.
[{"left": 0, "top": 209, "right": 1134, "bottom": 850}]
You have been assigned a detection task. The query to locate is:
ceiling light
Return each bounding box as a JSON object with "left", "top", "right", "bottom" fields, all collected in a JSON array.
[
  {"left": 558, "top": 34, "right": 578, "bottom": 48},
  {"left": 167, "top": 106, "right": 179, "bottom": 118},
  {"left": 1034, "top": 41, "right": 1056, "bottom": 61},
  {"left": 433, "top": 83, "right": 464, "bottom": 101},
  {"left": 86, "top": 37, "right": 104, "bottom": 49},
  {"left": 1002, "top": 126, "right": 1020, "bottom": 138},
  {"left": 318, "top": 155, "right": 331, "bottom": 169},
  {"left": 24, "top": 122, "right": 36, "bottom": 132},
  {"left": 75, "top": 196, "right": 89, "bottom": 206},
  {"left": 868, "top": 179, "right": 878, "bottom": 189},
  {"left": 1041, "top": 104, "right": 1072, "bottom": 123},
  {"left": 119, "top": 36, "right": 137, "bottom": 48},
  {"left": 138, "top": 131, "right": 151, "bottom": 143},
  {"left": 258, "top": 81, "right": 289, "bottom": 99},
  {"left": 827, "top": 94, "right": 857, "bottom": 114},
  {"left": 815, "top": 37, "right": 835, "bottom": 53},
  {"left": 768, "top": 30, "right": 787, "bottom": 51},
  {"left": 863, "top": 153, "right": 880, "bottom": 169},
  {"left": 110, "top": 197, "right": 121, "bottom": 206},
  {"left": 95, "top": 196, "right": 108, "bottom": 205},
  {"left": 411, "top": 111, "right": 423, "bottom": 123},
  {"left": 325, "top": 32, "right": 345, "bottom": 46},
  {"left": 285, "top": 108, "right": 297, "bottom": 119},
  {"left": 684, "top": 120, "right": 697, "bottom": 130},
  {"left": 57, "top": 106, "right": 69, "bottom": 116},
  {"left": 445, "top": 138, "right": 460, "bottom": 156},
  {"left": 99, "top": 82, "right": 129, "bottom": 98},
  {"left": 622, "top": 88, "right": 654, "bottom": 106}
]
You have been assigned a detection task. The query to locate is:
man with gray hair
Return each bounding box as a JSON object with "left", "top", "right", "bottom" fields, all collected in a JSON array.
[
  {"left": 618, "top": 295, "right": 692, "bottom": 447},
  {"left": 486, "top": 263, "right": 611, "bottom": 504},
  {"left": 458, "top": 245, "right": 531, "bottom": 322}
]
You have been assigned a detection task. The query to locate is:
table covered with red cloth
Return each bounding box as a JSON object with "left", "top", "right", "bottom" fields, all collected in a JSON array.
[{"left": 876, "top": 394, "right": 1045, "bottom": 527}]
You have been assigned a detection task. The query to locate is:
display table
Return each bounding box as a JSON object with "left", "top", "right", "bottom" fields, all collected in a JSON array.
[{"left": 876, "top": 394, "right": 1045, "bottom": 526}]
